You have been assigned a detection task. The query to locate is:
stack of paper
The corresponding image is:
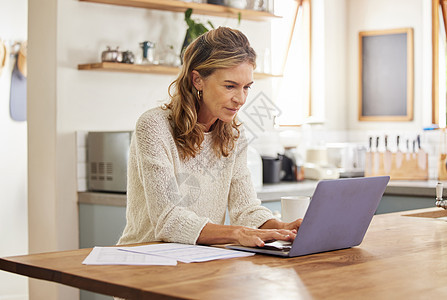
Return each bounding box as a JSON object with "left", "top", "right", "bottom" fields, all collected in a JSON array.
[
  {"left": 82, "top": 247, "right": 177, "bottom": 266},
  {"left": 82, "top": 243, "right": 254, "bottom": 266}
]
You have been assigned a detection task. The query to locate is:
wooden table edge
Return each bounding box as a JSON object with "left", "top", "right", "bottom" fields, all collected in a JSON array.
[{"left": 0, "top": 248, "right": 181, "bottom": 299}]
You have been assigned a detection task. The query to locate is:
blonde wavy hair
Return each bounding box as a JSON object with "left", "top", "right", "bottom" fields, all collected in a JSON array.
[{"left": 165, "top": 27, "right": 257, "bottom": 160}]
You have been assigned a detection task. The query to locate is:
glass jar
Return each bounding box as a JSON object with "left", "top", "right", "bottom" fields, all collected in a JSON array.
[{"left": 225, "top": 0, "right": 246, "bottom": 9}]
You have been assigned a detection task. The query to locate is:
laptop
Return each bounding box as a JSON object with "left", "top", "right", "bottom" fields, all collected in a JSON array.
[{"left": 226, "top": 176, "right": 390, "bottom": 257}]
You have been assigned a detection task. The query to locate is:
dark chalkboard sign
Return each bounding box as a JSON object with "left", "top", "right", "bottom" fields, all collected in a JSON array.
[{"left": 358, "top": 28, "right": 413, "bottom": 121}]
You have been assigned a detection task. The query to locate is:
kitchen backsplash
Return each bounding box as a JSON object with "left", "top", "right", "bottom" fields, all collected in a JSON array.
[
  {"left": 76, "top": 129, "right": 444, "bottom": 192},
  {"left": 77, "top": 131, "right": 88, "bottom": 192}
]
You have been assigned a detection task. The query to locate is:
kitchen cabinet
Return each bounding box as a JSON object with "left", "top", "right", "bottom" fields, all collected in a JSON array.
[
  {"left": 259, "top": 196, "right": 436, "bottom": 216},
  {"left": 78, "top": 0, "right": 281, "bottom": 78},
  {"left": 375, "top": 195, "right": 434, "bottom": 214},
  {"left": 79, "top": 203, "right": 126, "bottom": 248},
  {"left": 261, "top": 200, "right": 281, "bottom": 215},
  {"left": 79, "top": 203, "right": 126, "bottom": 300}
]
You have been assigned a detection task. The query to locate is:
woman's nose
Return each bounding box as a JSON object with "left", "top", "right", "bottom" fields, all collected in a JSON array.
[{"left": 233, "top": 90, "right": 246, "bottom": 105}]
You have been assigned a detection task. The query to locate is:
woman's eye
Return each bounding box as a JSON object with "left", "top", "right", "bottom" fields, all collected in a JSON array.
[
  {"left": 225, "top": 85, "right": 235, "bottom": 89},
  {"left": 244, "top": 86, "right": 251, "bottom": 91}
]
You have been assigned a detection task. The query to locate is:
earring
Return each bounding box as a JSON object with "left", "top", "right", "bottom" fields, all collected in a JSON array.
[{"left": 197, "top": 90, "right": 202, "bottom": 100}]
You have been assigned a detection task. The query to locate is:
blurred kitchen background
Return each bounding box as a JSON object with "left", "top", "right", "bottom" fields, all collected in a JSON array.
[{"left": 1, "top": 0, "right": 446, "bottom": 299}]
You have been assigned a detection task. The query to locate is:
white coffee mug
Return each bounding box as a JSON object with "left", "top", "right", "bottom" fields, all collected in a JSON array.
[{"left": 281, "top": 196, "right": 311, "bottom": 223}]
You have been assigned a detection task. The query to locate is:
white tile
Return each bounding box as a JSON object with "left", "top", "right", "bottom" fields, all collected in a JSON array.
[
  {"left": 77, "top": 178, "right": 87, "bottom": 192},
  {"left": 76, "top": 131, "right": 88, "bottom": 148},
  {"left": 77, "top": 146, "right": 87, "bottom": 163},
  {"left": 77, "top": 162, "right": 87, "bottom": 180}
]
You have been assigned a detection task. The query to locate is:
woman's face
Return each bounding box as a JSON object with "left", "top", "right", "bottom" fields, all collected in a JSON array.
[{"left": 192, "top": 62, "right": 254, "bottom": 131}]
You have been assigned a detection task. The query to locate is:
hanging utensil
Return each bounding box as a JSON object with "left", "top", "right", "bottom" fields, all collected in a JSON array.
[
  {"left": 0, "top": 39, "right": 6, "bottom": 75},
  {"left": 9, "top": 41, "right": 27, "bottom": 122}
]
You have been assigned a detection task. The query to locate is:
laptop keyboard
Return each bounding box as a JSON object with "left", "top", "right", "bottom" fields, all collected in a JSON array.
[{"left": 261, "top": 241, "right": 292, "bottom": 252}]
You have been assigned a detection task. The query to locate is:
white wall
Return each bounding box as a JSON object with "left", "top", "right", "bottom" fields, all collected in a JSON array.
[
  {"left": 311, "top": 0, "right": 348, "bottom": 130},
  {"left": 347, "top": 0, "right": 432, "bottom": 133},
  {"left": 307, "top": 0, "right": 432, "bottom": 147},
  {"left": 0, "top": 1, "right": 29, "bottom": 299}
]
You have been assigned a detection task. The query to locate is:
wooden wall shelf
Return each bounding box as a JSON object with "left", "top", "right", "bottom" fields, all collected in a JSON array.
[
  {"left": 78, "top": 62, "right": 282, "bottom": 79},
  {"left": 79, "top": 0, "right": 279, "bottom": 21},
  {"left": 78, "top": 62, "right": 179, "bottom": 75}
]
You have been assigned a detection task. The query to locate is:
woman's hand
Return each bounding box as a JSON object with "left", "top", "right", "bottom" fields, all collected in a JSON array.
[
  {"left": 196, "top": 220, "right": 302, "bottom": 247},
  {"left": 196, "top": 222, "right": 297, "bottom": 247},
  {"left": 281, "top": 218, "right": 303, "bottom": 232},
  {"left": 234, "top": 227, "right": 296, "bottom": 247},
  {"left": 260, "top": 218, "right": 303, "bottom": 232}
]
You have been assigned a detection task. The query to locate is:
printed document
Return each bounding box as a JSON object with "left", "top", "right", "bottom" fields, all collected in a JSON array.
[
  {"left": 82, "top": 246, "right": 177, "bottom": 266},
  {"left": 118, "top": 243, "right": 255, "bottom": 263}
]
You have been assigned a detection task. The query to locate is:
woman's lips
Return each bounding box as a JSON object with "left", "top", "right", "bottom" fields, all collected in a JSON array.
[{"left": 226, "top": 107, "right": 239, "bottom": 113}]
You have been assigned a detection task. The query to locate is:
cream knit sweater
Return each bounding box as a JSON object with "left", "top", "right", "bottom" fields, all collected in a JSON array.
[{"left": 117, "top": 107, "right": 274, "bottom": 245}]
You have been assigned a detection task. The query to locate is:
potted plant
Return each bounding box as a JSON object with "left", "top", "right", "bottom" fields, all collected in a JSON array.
[{"left": 181, "top": 8, "right": 214, "bottom": 60}]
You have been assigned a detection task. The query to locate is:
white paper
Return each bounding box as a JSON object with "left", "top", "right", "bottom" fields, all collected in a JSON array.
[
  {"left": 82, "top": 246, "right": 177, "bottom": 266},
  {"left": 118, "top": 243, "right": 255, "bottom": 263}
]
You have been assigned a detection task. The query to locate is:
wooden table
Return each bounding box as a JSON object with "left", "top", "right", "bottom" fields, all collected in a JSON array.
[{"left": 2, "top": 208, "right": 447, "bottom": 299}]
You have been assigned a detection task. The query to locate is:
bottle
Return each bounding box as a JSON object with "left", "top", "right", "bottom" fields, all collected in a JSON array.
[{"left": 140, "top": 41, "right": 155, "bottom": 65}]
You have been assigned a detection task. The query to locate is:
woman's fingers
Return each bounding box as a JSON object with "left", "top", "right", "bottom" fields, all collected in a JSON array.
[
  {"left": 283, "top": 219, "right": 303, "bottom": 231},
  {"left": 269, "top": 230, "right": 295, "bottom": 241},
  {"left": 237, "top": 228, "right": 296, "bottom": 247},
  {"left": 254, "top": 237, "right": 265, "bottom": 247}
]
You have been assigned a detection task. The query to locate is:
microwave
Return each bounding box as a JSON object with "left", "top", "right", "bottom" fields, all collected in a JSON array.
[{"left": 87, "top": 131, "right": 133, "bottom": 193}]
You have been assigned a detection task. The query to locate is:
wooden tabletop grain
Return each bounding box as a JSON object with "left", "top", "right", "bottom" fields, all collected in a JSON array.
[{"left": 1, "top": 208, "right": 447, "bottom": 299}]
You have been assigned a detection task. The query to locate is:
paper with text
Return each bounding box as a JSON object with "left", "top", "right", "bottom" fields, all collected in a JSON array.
[
  {"left": 82, "top": 246, "right": 177, "bottom": 266},
  {"left": 118, "top": 243, "right": 255, "bottom": 263}
]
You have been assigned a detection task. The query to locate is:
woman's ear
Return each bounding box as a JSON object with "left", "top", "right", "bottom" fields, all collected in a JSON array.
[{"left": 191, "top": 70, "right": 203, "bottom": 91}]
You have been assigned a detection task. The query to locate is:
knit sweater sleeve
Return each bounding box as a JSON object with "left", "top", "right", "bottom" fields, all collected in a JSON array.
[
  {"left": 132, "top": 113, "right": 210, "bottom": 245},
  {"left": 227, "top": 131, "right": 275, "bottom": 228}
]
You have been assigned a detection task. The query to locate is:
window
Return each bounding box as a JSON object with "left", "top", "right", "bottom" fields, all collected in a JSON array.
[
  {"left": 271, "top": 0, "right": 311, "bottom": 126},
  {"left": 433, "top": 0, "right": 447, "bottom": 127}
]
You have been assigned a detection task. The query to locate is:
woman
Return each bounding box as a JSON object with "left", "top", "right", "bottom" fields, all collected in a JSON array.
[{"left": 118, "top": 27, "right": 302, "bottom": 248}]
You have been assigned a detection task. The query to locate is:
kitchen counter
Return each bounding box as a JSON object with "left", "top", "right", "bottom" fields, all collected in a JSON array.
[
  {"left": 78, "top": 179, "right": 443, "bottom": 207},
  {"left": 3, "top": 207, "right": 447, "bottom": 299}
]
